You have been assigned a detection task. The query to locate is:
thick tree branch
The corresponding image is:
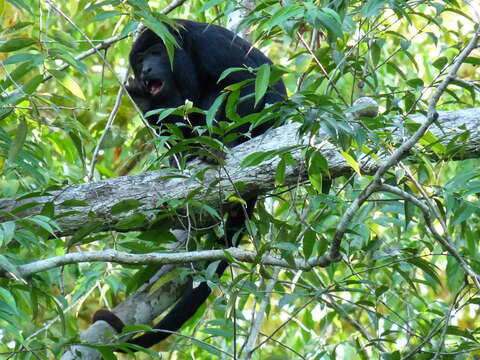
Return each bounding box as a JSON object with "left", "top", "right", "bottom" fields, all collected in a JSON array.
[{"left": 1, "top": 107, "right": 480, "bottom": 237}]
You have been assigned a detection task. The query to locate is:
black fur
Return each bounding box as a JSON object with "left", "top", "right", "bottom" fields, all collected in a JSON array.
[
  {"left": 94, "top": 19, "right": 286, "bottom": 351},
  {"left": 126, "top": 19, "right": 285, "bottom": 146}
]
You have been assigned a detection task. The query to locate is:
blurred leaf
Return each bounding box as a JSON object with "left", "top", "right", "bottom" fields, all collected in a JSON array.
[
  {"left": 206, "top": 93, "right": 227, "bottom": 130},
  {"left": 241, "top": 150, "right": 277, "bottom": 167},
  {"left": 267, "top": 5, "right": 304, "bottom": 29},
  {"left": 407, "top": 258, "right": 441, "bottom": 287},
  {"left": 111, "top": 199, "right": 143, "bottom": 215},
  {"left": 49, "top": 69, "right": 86, "bottom": 100},
  {"left": 308, "top": 151, "right": 328, "bottom": 193},
  {"left": 7, "top": 118, "right": 27, "bottom": 164},
  {"left": 115, "top": 213, "right": 148, "bottom": 230},
  {"left": 303, "top": 229, "right": 315, "bottom": 259},
  {"left": 255, "top": 63, "right": 270, "bottom": 107},
  {"left": 92, "top": 10, "right": 123, "bottom": 22},
  {"left": 340, "top": 151, "right": 360, "bottom": 175},
  {"left": 0, "top": 38, "right": 35, "bottom": 52},
  {"left": 361, "top": 0, "right": 385, "bottom": 18},
  {"left": 275, "top": 158, "right": 286, "bottom": 185}
]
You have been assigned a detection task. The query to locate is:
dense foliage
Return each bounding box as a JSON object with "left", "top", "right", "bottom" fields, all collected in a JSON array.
[{"left": 1, "top": 0, "right": 479, "bottom": 359}]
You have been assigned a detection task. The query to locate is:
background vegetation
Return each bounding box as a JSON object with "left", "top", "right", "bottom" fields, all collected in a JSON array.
[{"left": 0, "top": 0, "right": 479, "bottom": 359}]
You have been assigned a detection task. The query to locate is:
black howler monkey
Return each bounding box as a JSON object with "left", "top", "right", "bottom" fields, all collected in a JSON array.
[{"left": 93, "top": 19, "right": 286, "bottom": 351}]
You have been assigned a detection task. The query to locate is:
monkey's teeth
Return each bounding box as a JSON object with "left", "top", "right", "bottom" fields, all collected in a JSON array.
[{"left": 149, "top": 80, "right": 164, "bottom": 96}]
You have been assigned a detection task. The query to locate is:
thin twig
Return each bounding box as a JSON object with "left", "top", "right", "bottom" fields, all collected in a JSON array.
[
  {"left": 87, "top": 73, "right": 128, "bottom": 181},
  {"left": 1, "top": 248, "right": 330, "bottom": 279},
  {"left": 324, "top": 294, "right": 388, "bottom": 352},
  {"left": 241, "top": 267, "right": 280, "bottom": 360},
  {"left": 297, "top": 32, "right": 348, "bottom": 105}
]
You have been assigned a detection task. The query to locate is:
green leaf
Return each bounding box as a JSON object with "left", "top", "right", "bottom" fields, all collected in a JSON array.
[
  {"left": 254, "top": 64, "right": 270, "bottom": 107},
  {"left": 27, "top": 215, "right": 59, "bottom": 235},
  {"left": 0, "top": 221, "right": 15, "bottom": 246},
  {"left": 276, "top": 242, "right": 298, "bottom": 252},
  {"left": 22, "top": 74, "right": 43, "bottom": 94},
  {"left": 190, "top": 200, "right": 221, "bottom": 220},
  {"left": 68, "top": 219, "right": 104, "bottom": 246},
  {"left": 451, "top": 203, "right": 475, "bottom": 225},
  {"left": 49, "top": 70, "right": 86, "bottom": 100},
  {"left": 3, "top": 53, "right": 45, "bottom": 65},
  {"left": 303, "top": 229, "right": 315, "bottom": 259},
  {"left": 202, "top": 327, "right": 233, "bottom": 337},
  {"left": 96, "top": 348, "right": 118, "bottom": 360},
  {"left": 267, "top": 5, "right": 304, "bottom": 29},
  {"left": 316, "top": 8, "right": 343, "bottom": 39},
  {"left": 445, "top": 326, "right": 475, "bottom": 340},
  {"left": 361, "top": 0, "right": 385, "bottom": 18},
  {"left": 135, "top": 13, "right": 178, "bottom": 65},
  {"left": 92, "top": 10, "right": 123, "bottom": 22},
  {"left": 275, "top": 158, "right": 286, "bottom": 185},
  {"left": 407, "top": 258, "right": 441, "bottom": 287},
  {"left": 200, "top": 0, "right": 227, "bottom": 12},
  {"left": 432, "top": 56, "right": 448, "bottom": 70},
  {"left": 115, "top": 213, "right": 148, "bottom": 230},
  {"left": 111, "top": 199, "right": 143, "bottom": 215},
  {"left": 0, "top": 288, "right": 17, "bottom": 315},
  {"left": 446, "top": 257, "right": 464, "bottom": 293},
  {"left": 195, "top": 341, "right": 223, "bottom": 357},
  {"left": 206, "top": 93, "right": 228, "bottom": 130},
  {"left": 49, "top": 48, "right": 87, "bottom": 74},
  {"left": 403, "top": 185, "right": 414, "bottom": 228},
  {"left": 241, "top": 150, "right": 277, "bottom": 167},
  {"left": 370, "top": 38, "right": 384, "bottom": 66},
  {"left": 127, "top": 0, "right": 151, "bottom": 13},
  {"left": 223, "top": 249, "right": 236, "bottom": 263},
  {"left": 467, "top": 298, "right": 480, "bottom": 305},
  {"left": 218, "top": 67, "right": 246, "bottom": 83},
  {"left": 381, "top": 352, "right": 401, "bottom": 360},
  {"left": 308, "top": 151, "right": 328, "bottom": 193},
  {"left": 406, "top": 78, "right": 424, "bottom": 89},
  {"left": 7, "top": 118, "right": 27, "bottom": 164},
  {"left": 206, "top": 260, "right": 222, "bottom": 278},
  {"left": 0, "top": 38, "right": 35, "bottom": 52},
  {"left": 60, "top": 199, "right": 89, "bottom": 207}
]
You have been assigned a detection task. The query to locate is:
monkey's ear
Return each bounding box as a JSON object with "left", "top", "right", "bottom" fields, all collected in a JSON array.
[{"left": 93, "top": 309, "right": 125, "bottom": 334}]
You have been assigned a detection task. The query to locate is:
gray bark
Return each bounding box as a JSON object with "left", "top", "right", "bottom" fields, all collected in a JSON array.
[{"left": 1, "top": 107, "right": 479, "bottom": 238}]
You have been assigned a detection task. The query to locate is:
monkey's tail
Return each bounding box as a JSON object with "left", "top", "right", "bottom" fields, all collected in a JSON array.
[
  {"left": 92, "top": 260, "right": 228, "bottom": 352},
  {"left": 93, "top": 198, "right": 255, "bottom": 352},
  {"left": 127, "top": 260, "right": 228, "bottom": 349}
]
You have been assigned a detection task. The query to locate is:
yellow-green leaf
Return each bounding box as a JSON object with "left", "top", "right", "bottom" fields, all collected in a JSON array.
[
  {"left": 340, "top": 151, "right": 361, "bottom": 175},
  {"left": 50, "top": 70, "right": 86, "bottom": 100}
]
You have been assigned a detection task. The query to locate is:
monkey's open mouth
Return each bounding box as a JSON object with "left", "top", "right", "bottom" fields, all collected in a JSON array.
[{"left": 145, "top": 80, "right": 164, "bottom": 96}]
